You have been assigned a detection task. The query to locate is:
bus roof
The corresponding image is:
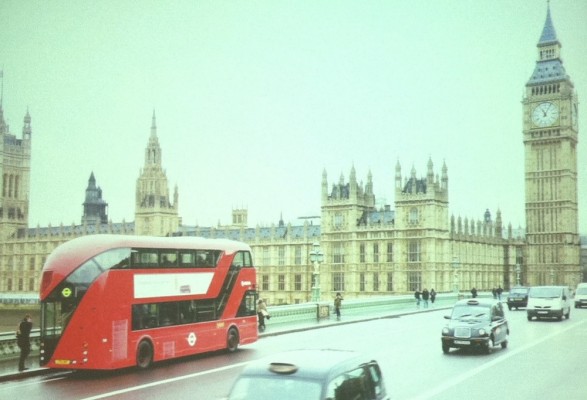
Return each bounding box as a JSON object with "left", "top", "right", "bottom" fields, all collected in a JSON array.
[{"left": 40, "top": 234, "right": 252, "bottom": 296}]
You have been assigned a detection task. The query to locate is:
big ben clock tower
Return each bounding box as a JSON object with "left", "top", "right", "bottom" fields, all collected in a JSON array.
[{"left": 522, "top": 3, "right": 580, "bottom": 286}]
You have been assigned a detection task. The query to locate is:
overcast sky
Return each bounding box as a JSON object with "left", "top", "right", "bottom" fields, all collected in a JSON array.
[{"left": 1, "top": 0, "right": 586, "bottom": 232}]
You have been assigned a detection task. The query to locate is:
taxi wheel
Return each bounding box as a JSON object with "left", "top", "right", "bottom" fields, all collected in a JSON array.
[
  {"left": 501, "top": 336, "right": 508, "bottom": 349},
  {"left": 137, "top": 340, "right": 154, "bottom": 369},
  {"left": 442, "top": 343, "right": 450, "bottom": 354},
  {"left": 484, "top": 337, "right": 494, "bottom": 354},
  {"left": 227, "top": 327, "right": 240, "bottom": 353}
]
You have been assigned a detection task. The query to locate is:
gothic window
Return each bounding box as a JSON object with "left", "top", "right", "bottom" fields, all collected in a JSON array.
[
  {"left": 278, "top": 274, "right": 285, "bottom": 290},
  {"left": 334, "top": 213, "right": 344, "bottom": 230},
  {"left": 261, "top": 274, "right": 269, "bottom": 291},
  {"left": 262, "top": 247, "right": 270, "bottom": 267},
  {"left": 359, "top": 272, "right": 365, "bottom": 292},
  {"left": 387, "top": 272, "right": 393, "bottom": 291},
  {"left": 372, "top": 273, "right": 379, "bottom": 291},
  {"left": 409, "top": 207, "right": 419, "bottom": 225},
  {"left": 294, "top": 274, "right": 302, "bottom": 291},
  {"left": 408, "top": 240, "right": 421, "bottom": 262},
  {"left": 332, "top": 272, "right": 345, "bottom": 292},
  {"left": 407, "top": 271, "right": 422, "bottom": 291},
  {"left": 278, "top": 246, "right": 285, "bottom": 266},
  {"left": 359, "top": 244, "right": 366, "bottom": 263},
  {"left": 29, "top": 278, "right": 35, "bottom": 291},
  {"left": 386, "top": 242, "right": 393, "bottom": 262},
  {"left": 294, "top": 246, "right": 302, "bottom": 265},
  {"left": 332, "top": 243, "right": 345, "bottom": 264}
]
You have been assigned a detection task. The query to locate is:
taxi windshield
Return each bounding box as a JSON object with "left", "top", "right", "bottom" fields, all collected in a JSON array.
[{"left": 451, "top": 305, "right": 490, "bottom": 320}]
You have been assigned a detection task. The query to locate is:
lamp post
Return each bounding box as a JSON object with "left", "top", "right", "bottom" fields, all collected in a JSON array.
[
  {"left": 452, "top": 257, "right": 460, "bottom": 297},
  {"left": 310, "top": 242, "right": 324, "bottom": 302},
  {"left": 515, "top": 264, "right": 521, "bottom": 286}
]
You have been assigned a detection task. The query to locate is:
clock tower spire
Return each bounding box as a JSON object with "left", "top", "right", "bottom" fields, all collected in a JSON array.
[{"left": 522, "top": 2, "right": 580, "bottom": 287}]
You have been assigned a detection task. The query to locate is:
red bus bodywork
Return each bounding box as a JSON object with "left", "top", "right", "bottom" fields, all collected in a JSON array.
[{"left": 39, "top": 234, "right": 258, "bottom": 370}]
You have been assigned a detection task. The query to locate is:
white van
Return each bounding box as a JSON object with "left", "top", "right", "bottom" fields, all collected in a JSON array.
[
  {"left": 574, "top": 283, "right": 587, "bottom": 308},
  {"left": 527, "top": 286, "right": 571, "bottom": 321}
]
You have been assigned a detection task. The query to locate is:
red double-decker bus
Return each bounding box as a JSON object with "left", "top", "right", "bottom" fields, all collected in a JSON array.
[{"left": 39, "top": 234, "right": 258, "bottom": 370}]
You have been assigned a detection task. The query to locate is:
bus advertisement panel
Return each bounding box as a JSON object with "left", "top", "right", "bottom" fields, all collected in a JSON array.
[{"left": 39, "top": 234, "right": 258, "bottom": 370}]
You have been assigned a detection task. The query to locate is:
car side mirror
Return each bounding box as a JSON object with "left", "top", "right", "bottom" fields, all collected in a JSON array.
[
  {"left": 444, "top": 315, "right": 451, "bottom": 320},
  {"left": 562, "top": 295, "right": 567, "bottom": 301},
  {"left": 492, "top": 315, "right": 502, "bottom": 322}
]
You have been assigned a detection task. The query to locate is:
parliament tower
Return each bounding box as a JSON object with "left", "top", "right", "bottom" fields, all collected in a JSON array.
[{"left": 522, "top": 4, "right": 580, "bottom": 286}]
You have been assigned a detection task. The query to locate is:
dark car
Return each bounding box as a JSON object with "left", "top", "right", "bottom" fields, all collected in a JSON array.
[
  {"left": 506, "top": 286, "right": 530, "bottom": 310},
  {"left": 227, "top": 349, "right": 390, "bottom": 400},
  {"left": 441, "top": 298, "right": 509, "bottom": 354}
]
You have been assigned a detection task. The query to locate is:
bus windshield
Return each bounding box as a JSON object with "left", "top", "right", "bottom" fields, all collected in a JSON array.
[{"left": 41, "top": 248, "right": 131, "bottom": 337}]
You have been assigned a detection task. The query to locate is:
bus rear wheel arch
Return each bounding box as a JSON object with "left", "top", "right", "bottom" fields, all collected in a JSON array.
[
  {"left": 226, "top": 327, "right": 240, "bottom": 353},
  {"left": 136, "top": 339, "right": 154, "bottom": 369}
]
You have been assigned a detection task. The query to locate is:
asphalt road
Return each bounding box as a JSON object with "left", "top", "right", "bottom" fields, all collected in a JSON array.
[{"left": 1, "top": 307, "right": 586, "bottom": 400}]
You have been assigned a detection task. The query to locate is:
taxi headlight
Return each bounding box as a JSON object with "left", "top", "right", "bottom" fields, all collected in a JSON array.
[
  {"left": 442, "top": 327, "right": 450, "bottom": 335},
  {"left": 478, "top": 328, "right": 487, "bottom": 336}
]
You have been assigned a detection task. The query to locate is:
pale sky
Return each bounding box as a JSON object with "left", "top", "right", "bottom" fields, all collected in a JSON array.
[{"left": 1, "top": 0, "right": 586, "bottom": 232}]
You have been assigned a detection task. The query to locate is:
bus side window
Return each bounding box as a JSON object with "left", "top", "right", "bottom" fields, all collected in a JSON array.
[
  {"left": 160, "top": 251, "right": 178, "bottom": 267},
  {"left": 179, "top": 251, "right": 195, "bottom": 268}
]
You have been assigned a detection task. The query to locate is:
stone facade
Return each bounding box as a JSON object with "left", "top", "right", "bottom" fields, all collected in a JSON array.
[{"left": 0, "top": 5, "right": 582, "bottom": 305}]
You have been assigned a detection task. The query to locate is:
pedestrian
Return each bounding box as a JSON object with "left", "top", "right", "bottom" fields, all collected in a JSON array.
[
  {"left": 497, "top": 286, "right": 503, "bottom": 301},
  {"left": 471, "top": 287, "right": 478, "bottom": 298},
  {"left": 334, "top": 292, "right": 343, "bottom": 320},
  {"left": 17, "top": 314, "right": 33, "bottom": 372},
  {"left": 257, "top": 299, "right": 270, "bottom": 332},
  {"left": 414, "top": 289, "right": 421, "bottom": 308},
  {"left": 492, "top": 288, "right": 497, "bottom": 299},
  {"left": 422, "top": 288, "right": 430, "bottom": 308},
  {"left": 430, "top": 289, "right": 437, "bottom": 306}
]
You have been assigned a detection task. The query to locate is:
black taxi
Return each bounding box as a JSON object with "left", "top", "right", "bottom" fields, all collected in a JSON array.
[
  {"left": 227, "top": 349, "right": 390, "bottom": 400},
  {"left": 441, "top": 298, "right": 509, "bottom": 354}
]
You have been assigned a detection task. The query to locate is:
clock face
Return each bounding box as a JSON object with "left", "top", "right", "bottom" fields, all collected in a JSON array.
[{"left": 532, "top": 102, "right": 559, "bottom": 127}]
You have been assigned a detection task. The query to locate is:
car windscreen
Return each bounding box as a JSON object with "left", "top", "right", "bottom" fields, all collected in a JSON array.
[
  {"left": 529, "top": 287, "right": 562, "bottom": 298},
  {"left": 451, "top": 305, "right": 491, "bottom": 320},
  {"left": 229, "top": 376, "right": 322, "bottom": 400},
  {"left": 510, "top": 288, "right": 528, "bottom": 294},
  {"left": 576, "top": 287, "right": 587, "bottom": 295}
]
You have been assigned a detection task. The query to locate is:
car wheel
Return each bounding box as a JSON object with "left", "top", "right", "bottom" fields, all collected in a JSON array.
[
  {"left": 508, "top": 305, "right": 512, "bottom": 311},
  {"left": 501, "top": 336, "right": 508, "bottom": 349},
  {"left": 484, "top": 337, "right": 494, "bottom": 354},
  {"left": 136, "top": 340, "right": 154, "bottom": 370},
  {"left": 442, "top": 343, "right": 450, "bottom": 354},
  {"left": 557, "top": 314, "right": 563, "bottom": 321},
  {"left": 226, "top": 327, "right": 240, "bottom": 353},
  {"left": 565, "top": 310, "right": 570, "bottom": 319},
  {"left": 527, "top": 314, "right": 532, "bottom": 321}
]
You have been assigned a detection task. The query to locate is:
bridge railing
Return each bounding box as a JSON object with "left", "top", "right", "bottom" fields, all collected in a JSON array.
[{"left": 0, "top": 292, "right": 496, "bottom": 360}]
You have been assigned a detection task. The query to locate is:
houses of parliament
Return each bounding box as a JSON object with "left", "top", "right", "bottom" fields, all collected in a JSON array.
[{"left": 0, "top": 6, "right": 583, "bottom": 305}]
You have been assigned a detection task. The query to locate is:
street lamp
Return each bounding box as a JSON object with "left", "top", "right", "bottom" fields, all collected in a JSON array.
[
  {"left": 515, "top": 264, "right": 521, "bottom": 286},
  {"left": 452, "top": 257, "right": 460, "bottom": 297},
  {"left": 310, "top": 242, "right": 324, "bottom": 302}
]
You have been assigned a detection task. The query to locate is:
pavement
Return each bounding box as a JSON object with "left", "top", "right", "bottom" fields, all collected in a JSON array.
[{"left": 0, "top": 302, "right": 450, "bottom": 382}]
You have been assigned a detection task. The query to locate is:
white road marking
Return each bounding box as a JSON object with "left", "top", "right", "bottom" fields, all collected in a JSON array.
[
  {"left": 79, "top": 361, "right": 250, "bottom": 400},
  {"left": 409, "top": 319, "right": 587, "bottom": 400}
]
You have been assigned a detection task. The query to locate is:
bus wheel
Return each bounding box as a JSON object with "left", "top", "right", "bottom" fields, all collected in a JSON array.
[
  {"left": 227, "top": 327, "right": 239, "bottom": 353},
  {"left": 136, "top": 340, "right": 154, "bottom": 369}
]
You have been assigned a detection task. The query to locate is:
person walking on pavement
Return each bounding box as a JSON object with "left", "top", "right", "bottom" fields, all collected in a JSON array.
[
  {"left": 471, "top": 287, "right": 478, "bottom": 298},
  {"left": 17, "top": 314, "right": 33, "bottom": 371},
  {"left": 497, "top": 286, "right": 503, "bottom": 301},
  {"left": 422, "top": 288, "right": 430, "bottom": 308},
  {"left": 414, "top": 289, "right": 421, "bottom": 308},
  {"left": 334, "top": 292, "right": 343, "bottom": 320},
  {"left": 430, "top": 289, "right": 437, "bottom": 307},
  {"left": 257, "top": 299, "right": 270, "bottom": 332}
]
